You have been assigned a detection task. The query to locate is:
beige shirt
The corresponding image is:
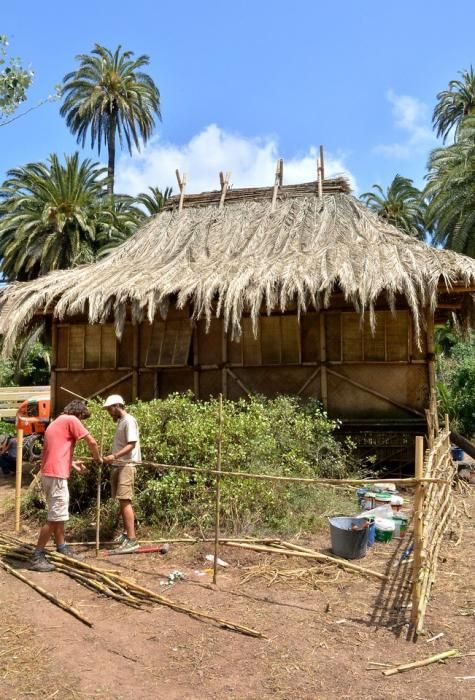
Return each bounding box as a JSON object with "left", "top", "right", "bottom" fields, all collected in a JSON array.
[{"left": 112, "top": 413, "right": 141, "bottom": 464}]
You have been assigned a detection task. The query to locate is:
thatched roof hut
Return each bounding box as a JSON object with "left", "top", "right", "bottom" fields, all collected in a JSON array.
[
  {"left": 1, "top": 175, "right": 474, "bottom": 465},
  {"left": 1, "top": 177, "right": 474, "bottom": 353}
]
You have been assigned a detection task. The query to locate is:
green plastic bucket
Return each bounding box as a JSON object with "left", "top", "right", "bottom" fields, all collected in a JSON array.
[{"left": 374, "top": 517, "right": 395, "bottom": 543}]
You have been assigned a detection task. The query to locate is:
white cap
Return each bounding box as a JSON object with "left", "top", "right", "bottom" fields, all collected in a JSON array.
[{"left": 103, "top": 394, "right": 125, "bottom": 408}]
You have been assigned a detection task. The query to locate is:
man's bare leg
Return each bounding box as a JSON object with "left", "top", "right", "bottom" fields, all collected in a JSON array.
[{"left": 119, "top": 499, "right": 136, "bottom": 539}]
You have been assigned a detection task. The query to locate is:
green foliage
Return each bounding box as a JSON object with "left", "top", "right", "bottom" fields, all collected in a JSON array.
[
  {"left": 425, "top": 115, "right": 475, "bottom": 255},
  {"left": 0, "top": 340, "right": 50, "bottom": 386},
  {"left": 0, "top": 152, "right": 143, "bottom": 280},
  {"left": 30, "top": 394, "right": 360, "bottom": 535},
  {"left": 437, "top": 333, "right": 475, "bottom": 435},
  {"left": 0, "top": 35, "right": 33, "bottom": 120},
  {"left": 360, "top": 175, "right": 427, "bottom": 239},
  {"left": 136, "top": 186, "right": 172, "bottom": 216},
  {"left": 432, "top": 66, "right": 475, "bottom": 142}
]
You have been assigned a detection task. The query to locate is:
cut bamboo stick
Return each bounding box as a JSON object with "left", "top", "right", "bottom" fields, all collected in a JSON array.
[
  {"left": 412, "top": 436, "right": 425, "bottom": 632},
  {"left": 15, "top": 427, "right": 23, "bottom": 533},
  {"left": 96, "top": 413, "right": 106, "bottom": 557},
  {"left": 222, "top": 541, "right": 389, "bottom": 581},
  {"left": 0, "top": 559, "right": 93, "bottom": 627},
  {"left": 382, "top": 649, "right": 458, "bottom": 676},
  {"left": 213, "top": 394, "right": 223, "bottom": 585}
]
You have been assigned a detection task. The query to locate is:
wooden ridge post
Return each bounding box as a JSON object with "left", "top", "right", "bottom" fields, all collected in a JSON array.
[
  {"left": 14, "top": 427, "right": 24, "bottom": 533},
  {"left": 176, "top": 170, "right": 187, "bottom": 211},
  {"left": 213, "top": 394, "right": 223, "bottom": 585},
  {"left": 219, "top": 171, "right": 231, "bottom": 209},
  {"left": 412, "top": 435, "right": 425, "bottom": 633},
  {"left": 271, "top": 159, "right": 283, "bottom": 212}
]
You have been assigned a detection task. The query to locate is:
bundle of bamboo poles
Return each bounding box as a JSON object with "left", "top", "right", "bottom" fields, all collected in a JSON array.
[
  {"left": 413, "top": 424, "right": 458, "bottom": 635},
  {"left": 0, "top": 534, "right": 264, "bottom": 638}
]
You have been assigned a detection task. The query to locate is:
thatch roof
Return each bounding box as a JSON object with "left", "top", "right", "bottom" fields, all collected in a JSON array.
[{"left": 1, "top": 177, "right": 475, "bottom": 354}]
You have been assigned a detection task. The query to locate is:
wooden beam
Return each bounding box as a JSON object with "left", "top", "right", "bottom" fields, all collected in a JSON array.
[
  {"left": 319, "top": 314, "right": 328, "bottom": 408},
  {"left": 218, "top": 171, "right": 231, "bottom": 209},
  {"left": 271, "top": 159, "right": 283, "bottom": 212},
  {"left": 86, "top": 372, "right": 133, "bottom": 401},
  {"left": 132, "top": 324, "right": 139, "bottom": 401},
  {"left": 296, "top": 367, "right": 321, "bottom": 396},
  {"left": 226, "top": 368, "right": 252, "bottom": 396},
  {"left": 326, "top": 367, "right": 424, "bottom": 417},
  {"left": 176, "top": 169, "right": 187, "bottom": 211}
]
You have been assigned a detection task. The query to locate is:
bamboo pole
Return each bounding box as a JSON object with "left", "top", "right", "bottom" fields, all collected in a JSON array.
[
  {"left": 65, "top": 537, "right": 282, "bottom": 546},
  {"left": 382, "top": 649, "right": 458, "bottom": 676},
  {"left": 412, "top": 435, "right": 425, "bottom": 632},
  {"left": 223, "top": 541, "right": 389, "bottom": 581},
  {"left": 14, "top": 427, "right": 23, "bottom": 533},
  {"left": 213, "top": 394, "right": 223, "bottom": 585},
  {"left": 96, "top": 413, "right": 106, "bottom": 557},
  {"left": 0, "top": 559, "right": 93, "bottom": 627}
]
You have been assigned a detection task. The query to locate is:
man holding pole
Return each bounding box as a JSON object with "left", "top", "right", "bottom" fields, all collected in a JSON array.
[
  {"left": 102, "top": 395, "right": 140, "bottom": 553},
  {"left": 30, "top": 400, "right": 102, "bottom": 572}
]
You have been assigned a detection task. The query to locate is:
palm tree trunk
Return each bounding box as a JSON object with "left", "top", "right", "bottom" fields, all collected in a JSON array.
[{"left": 107, "top": 110, "right": 117, "bottom": 195}]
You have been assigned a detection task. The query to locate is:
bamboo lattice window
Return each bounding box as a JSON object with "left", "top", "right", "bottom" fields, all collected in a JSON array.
[
  {"left": 324, "top": 311, "right": 419, "bottom": 362},
  {"left": 229, "top": 315, "right": 301, "bottom": 366},
  {"left": 56, "top": 324, "right": 117, "bottom": 370},
  {"left": 145, "top": 319, "right": 193, "bottom": 367}
]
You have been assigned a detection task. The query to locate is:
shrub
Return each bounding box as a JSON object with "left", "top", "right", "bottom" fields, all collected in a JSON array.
[{"left": 25, "top": 394, "right": 360, "bottom": 535}]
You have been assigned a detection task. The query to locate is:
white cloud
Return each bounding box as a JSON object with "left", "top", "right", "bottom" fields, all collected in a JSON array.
[
  {"left": 374, "top": 90, "right": 435, "bottom": 159},
  {"left": 116, "top": 124, "right": 357, "bottom": 195}
]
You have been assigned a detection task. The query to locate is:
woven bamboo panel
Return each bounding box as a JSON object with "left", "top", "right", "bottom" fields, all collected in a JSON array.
[
  {"left": 300, "top": 314, "right": 320, "bottom": 363},
  {"left": 117, "top": 324, "right": 134, "bottom": 367},
  {"left": 387, "top": 312, "right": 409, "bottom": 361},
  {"left": 85, "top": 326, "right": 101, "bottom": 368},
  {"left": 364, "top": 314, "right": 385, "bottom": 361},
  {"left": 281, "top": 316, "right": 300, "bottom": 363},
  {"left": 56, "top": 326, "right": 69, "bottom": 369},
  {"left": 325, "top": 314, "right": 341, "bottom": 361},
  {"left": 197, "top": 318, "right": 223, "bottom": 365},
  {"left": 242, "top": 317, "right": 262, "bottom": 366},
  {"left": 69, "top": 326, "right": 84, "bottom": 370},
  {"left": 261, "top": 316, "right": 282, "bottom": 364},
  {"left": 101, "top": 326, "right": 117, "bottom": 368},
  {"left": 342, "top": 314, "right": 363, "bottom": 361}
]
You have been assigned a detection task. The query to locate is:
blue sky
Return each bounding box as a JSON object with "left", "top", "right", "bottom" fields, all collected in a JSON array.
[{"left": 1, "top": 0, "right": 474, "bottom": 195}]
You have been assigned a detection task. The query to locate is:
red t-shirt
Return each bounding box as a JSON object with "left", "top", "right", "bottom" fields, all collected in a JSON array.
[{"left": 41, "top": 414, "right": 89, "bottom": 479}]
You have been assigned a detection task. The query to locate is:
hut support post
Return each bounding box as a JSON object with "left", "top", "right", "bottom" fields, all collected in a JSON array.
[
  {"left": 222, "top": 323, "right": 228, "bottom": 398},
  {"left": 132, "top": 324, "right": 139, "bottom": 401},
  {"left": 319, "top": 313, "right": 328, "bottom": 409},
  {"left": 213, "top": 394, "right": 223, "bottom": 585},
  {"left": 426, "top": 308, "right": 438, "bottom": 431},
  {"left": 193, "top": 323, "right": 200, "bottom": 398},
  {"left": 412, "top": 435, "right": 425, "bottom": 633},
  {"left": 50, "top": 321, "right": 58, "bottom": 417},
  {"left": 15, "top": 428, "right": 24, "bottom": 533}
]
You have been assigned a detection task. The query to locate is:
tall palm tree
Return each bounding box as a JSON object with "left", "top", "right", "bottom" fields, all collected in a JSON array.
[
  {"left": 425, "top": 115, "right": 475, "bottom": 255},
  {"left": 60, "top": 44, "right": 161, "bottom": 194},
  {"left": 136, "top": 186, "right": 172, "bottom": 216},
  {"left": 0, "top": 152, "right": 142, "bottom": 280},
  {"left": 360, "top": 175, "right": 427, "bottom": 239},
  {"left": 432, "top": 66, "right": 475, "bottom": 142}
]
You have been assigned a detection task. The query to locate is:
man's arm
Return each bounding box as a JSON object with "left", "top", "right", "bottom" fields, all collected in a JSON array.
[
  {"left": 83, "top": 433, "right": 102, "bottom": 462},
  {"left": 103, "top": 442, "right": 136, "bottom": 463}
]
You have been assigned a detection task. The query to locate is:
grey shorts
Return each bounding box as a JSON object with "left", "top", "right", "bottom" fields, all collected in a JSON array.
[{"left": 42, "top": 476, "right": 69, "bottom": 522}]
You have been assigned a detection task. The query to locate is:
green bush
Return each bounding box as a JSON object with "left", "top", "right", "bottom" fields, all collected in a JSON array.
[
  {"left": 25, "top": 394, "right": 359, "bottom": 535},
  {"left": 437, "top": 337, "right": 475, "bottom": 436}
]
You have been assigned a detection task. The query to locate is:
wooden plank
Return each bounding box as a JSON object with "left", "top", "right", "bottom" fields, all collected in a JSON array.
[
  {"left": 320, "top": 313, "right": 328, "bottom": 409},
  {"left": 132, "top": 324, "right": 139, "bottom": 401}
]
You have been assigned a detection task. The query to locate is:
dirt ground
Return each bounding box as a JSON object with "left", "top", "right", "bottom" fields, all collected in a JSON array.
[{"left": 0, "top": 475, "right": 474, "bottom": 700}]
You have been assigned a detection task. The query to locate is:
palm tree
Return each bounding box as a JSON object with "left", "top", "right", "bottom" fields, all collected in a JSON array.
[
  {"left": 136, "top": 186, "right": 172, "bottom": 216},
  {"left": 0, "top": 152, "right": 142, "bottom": 280},
  {"left": 432, "top": 66, "right": 475, "bottom": 142},
  {"left": 425, "top": 115, "right": 475, "bottom": 255},
  {"left": 360, "top": 175, "right": 427, "bottom": 239},
  {"left": 60, "top": 44, "right": 161, "bottom": 194}
]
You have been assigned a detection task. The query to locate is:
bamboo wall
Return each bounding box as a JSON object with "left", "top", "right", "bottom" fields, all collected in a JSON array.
[{"left": 51, "top": 303, "right": 431, "bottom": 424}]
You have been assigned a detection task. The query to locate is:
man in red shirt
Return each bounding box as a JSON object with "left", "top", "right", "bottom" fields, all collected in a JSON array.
[{"left": 30, "top": 400, "right": 101, "bottom": 573}]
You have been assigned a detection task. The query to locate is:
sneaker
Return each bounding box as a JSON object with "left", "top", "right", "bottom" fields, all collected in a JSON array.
[
  {"left": 56, "top": 546, "right": 84, "bottom": 561},
  {"left": 113, "top": 532, "right": 127, "bottom": 545},
  {"left": 115, "top": 537, "right": 139, "bottom": 554},
  {"left": 30, "top": 554, "right": 55, "bottom": 572}
]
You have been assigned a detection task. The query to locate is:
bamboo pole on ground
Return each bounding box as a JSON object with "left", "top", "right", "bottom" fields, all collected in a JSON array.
[
  {"left": 0, "top": 559, "right": 93, "bottom": 627},
  {"left": 14, "top": 427, "right": 23, "bottom": 533},
  {"left": 95, "top": 413, "right": 106, "bottom": 557},
  {"left": 382, "top": 649, "right": 458, "bottom": 676},
  {"left": 213, "top": 394, "right": 223, "bottom": 585},
  {"left": 223, "top": 541, "right": 389, "bottom": 581},
  {"left": 412, "top": 435, "right": 425, "bottom": 633}
]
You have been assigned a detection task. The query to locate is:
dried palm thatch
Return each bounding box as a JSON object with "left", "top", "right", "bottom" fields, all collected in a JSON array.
[{"left": 1, "top": 177, "right": 475, "bottom": 354}]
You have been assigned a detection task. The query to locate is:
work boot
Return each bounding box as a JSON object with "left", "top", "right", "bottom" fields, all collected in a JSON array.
[
  {"left": 112, "top": 532, "right": 127, "bottom": 545},
  {"left": 115, "top": 537, "right": 139, "bottom": 554},
  {"left": 56, "top": 545, "right": 84, "bottom": 561},
  {"left": 30, "top": 553, "right": 55, "bottom": 572}
]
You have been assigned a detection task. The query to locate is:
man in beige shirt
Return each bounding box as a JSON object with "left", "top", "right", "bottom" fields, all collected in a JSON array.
[{"left": 102, "top": 395, "right": 141, "bottom": 553}]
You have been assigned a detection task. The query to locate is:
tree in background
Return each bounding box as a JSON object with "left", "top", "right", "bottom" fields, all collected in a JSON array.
[
  {"left": 425, "top": 115, "right": 475, "bottom": 255},
  {"left": 360, "top": 175, "right": 427, "bottom": 239},
  {"left": 136, "top": 186, "right": 172, "bottom": 216},
  {"left": 0, "top": 35, "right": 33, "bottom": 124},
  {"left": 60, "top": 44, "right": 161, "bottom": 195},
  {"left": 0, "top": 152, "right": 143, "bottom": 280},
  {"left": 432, "top": 66, "right": 475, "bottom": 142}
]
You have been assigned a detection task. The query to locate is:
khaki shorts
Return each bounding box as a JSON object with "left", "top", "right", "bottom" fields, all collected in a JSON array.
[
  {"left": 110, "top": 465, "right": 135, "bottom": 500},
  {"left": 42, "top": 476, "right": 69, "bottom": 522}
]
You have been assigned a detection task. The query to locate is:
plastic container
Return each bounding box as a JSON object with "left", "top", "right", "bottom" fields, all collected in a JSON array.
[
  {"left": 367, "top": 520, "right": 376, "bottom": 547},
  {"left": 393, "top": 514, "right": 408, "bottom": 538},
  {"left": 451, "top": 447, "right": 464, "bottom": 462},
  {"left": 362, "top": 492, "right": 376, "bottom": 511},
  {"left": 329, "top": 517, "right": 369, "bottom": 560},
  {"left": 374, "top": 517, "right": 395, "bottom": 543},
  {"left": 374, "top": 492, "right": 392, "bottom": 508},
  {"left": 356, "top": 488, "right": 368, "bottom": 508},
  {"left": 359, "top": 504, "right": 393, "bottom": 520},
  {"left": 390, "top": 495, "right": 404, "bottom": 512},
  {"left": 373, "top": 483, "right": 397, "bottom": 493}
]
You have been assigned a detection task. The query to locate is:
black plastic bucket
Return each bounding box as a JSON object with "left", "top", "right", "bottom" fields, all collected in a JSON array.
[{"left": 329, "top": 517, "right": 369, "bottom": 560}]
